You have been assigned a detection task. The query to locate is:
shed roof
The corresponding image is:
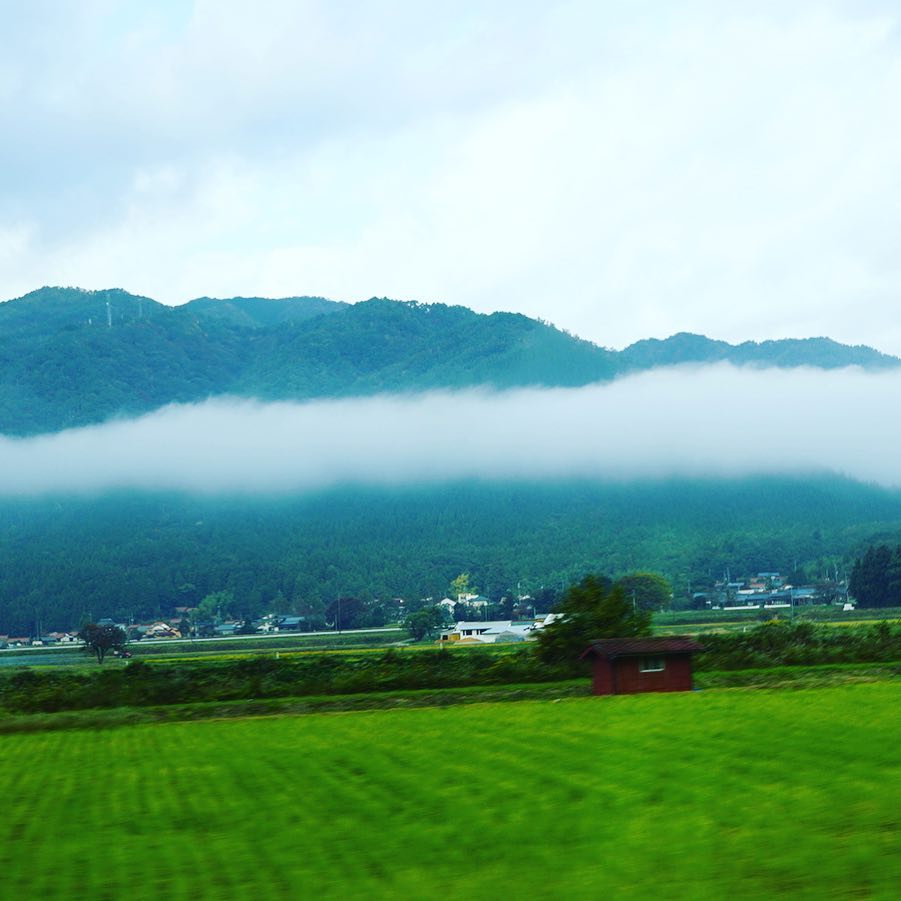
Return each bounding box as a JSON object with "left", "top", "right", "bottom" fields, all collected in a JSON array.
[
  {"left": 581, "top": 637, "right": 705, "bottom": 659},
  {"left": 453, "top": 621, "right": 512, "bottom": 631}
]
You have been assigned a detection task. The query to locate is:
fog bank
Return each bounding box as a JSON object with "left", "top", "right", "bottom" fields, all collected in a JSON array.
[{"left": 0, "top": 364, "right": 898, "bottom": 495}]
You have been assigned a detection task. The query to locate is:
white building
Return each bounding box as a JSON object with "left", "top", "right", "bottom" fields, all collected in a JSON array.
[{"left": 438, "top": 621, "right": 536, "bottom": 644}]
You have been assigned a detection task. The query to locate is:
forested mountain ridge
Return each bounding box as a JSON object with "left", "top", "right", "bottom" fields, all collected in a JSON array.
[
  {"left": 2, "top": 475, "right": 900, "bottom": 634},
  {"left": 1, "top": 286, "right": 898, "bottom": 435},
  {"left": 618, "top": 332, "right": 900, "bottom": 371},
  {"left": 0, "top": 287, "right": 617, "bottom": 434},
  {"left": 182, "top": 294, "right": 347, "bottom": 328}
]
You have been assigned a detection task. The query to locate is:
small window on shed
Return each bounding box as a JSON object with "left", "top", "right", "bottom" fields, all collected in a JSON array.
[{"left": 639, "top": 656, "right": 665, "bottom": 672}]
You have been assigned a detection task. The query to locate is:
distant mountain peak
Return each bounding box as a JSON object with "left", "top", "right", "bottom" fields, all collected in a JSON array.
[
  {"left": 620, "top": 332, "right": 900, "bottom": 371},
  {"left": 181, "top": 295, "right": 346, "bottom": 329}
]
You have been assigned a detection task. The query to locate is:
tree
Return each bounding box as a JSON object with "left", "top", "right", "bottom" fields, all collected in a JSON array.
[
  {"left": 849, "top": 544, "right": 901, "bottom": 608},
  {"left": 405, "top": 607, "right": 444, "bottom": 641},
  {"left": 536, "top": 574, "right": 652, "bottom": 663},
  {"left": 325, "top": 596, "right": 365, "bottom": 631},
  {"left": 196, "top": 590, "right": 235, "bottom": 623},
  {"left": 450, "top": 572, "right": 471, "bottom": 600},
  {"left": 614, "top": 572, "right": 672, "bottom": 612},
  {"left": 296, "top": 596, "right": 326, "bottom": 631},
  {"left": 271, "top": 590, "right": 292, "bottom": 615},
  {"left": 77, "top": 622, "right": 127, "bottom": 664},
  {"left": 532, "top": 586, "right": 558, "bottom": 613}
]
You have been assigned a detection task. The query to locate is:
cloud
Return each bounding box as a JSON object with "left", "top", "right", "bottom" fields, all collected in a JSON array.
[
  {"left": 0, "top": 364, "right": 898, "bottom": 495},
  {"left": 4, "top": 3, "right": 901, "bottom": 353}
]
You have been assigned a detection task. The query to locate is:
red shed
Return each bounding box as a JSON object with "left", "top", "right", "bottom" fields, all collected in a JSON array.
[{"left": 581, "top": 637, "right": 705, "bottom": 695}]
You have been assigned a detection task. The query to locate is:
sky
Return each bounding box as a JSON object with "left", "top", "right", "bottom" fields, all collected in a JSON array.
[
  {"left": 2, "top": 1, "right": 901, "bottom": 352},
  {"left": 1, "top": 365, "right": 899, "bottom": 495}
]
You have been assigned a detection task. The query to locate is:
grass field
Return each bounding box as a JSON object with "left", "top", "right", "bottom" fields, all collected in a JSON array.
[{"left": 0, "top": 683, "right": 898, "bottom": 899}]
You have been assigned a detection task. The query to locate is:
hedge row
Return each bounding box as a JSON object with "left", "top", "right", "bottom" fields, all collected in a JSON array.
[
  {"left": 695, "top": 620, "right": 901, "bottom": 670},
  {"left": 0, "top": 647, "right": 580, "bottom": 714}
]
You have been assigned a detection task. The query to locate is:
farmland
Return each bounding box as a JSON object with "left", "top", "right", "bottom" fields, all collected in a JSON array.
[
  {"left": 0, "top": 683, "right": 898, "bottom": 898},
  {"left": 0, "top": 627, "right": 406, "bottom": 669}
]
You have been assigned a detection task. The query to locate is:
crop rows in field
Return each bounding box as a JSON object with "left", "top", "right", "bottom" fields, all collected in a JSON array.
[{"left": 0, "top": 683, "right": 899, "bottom": 898}]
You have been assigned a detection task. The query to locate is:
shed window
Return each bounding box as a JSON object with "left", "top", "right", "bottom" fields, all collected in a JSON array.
[{"left": 639, "top": 656, "right": 665, "bottom": 672}]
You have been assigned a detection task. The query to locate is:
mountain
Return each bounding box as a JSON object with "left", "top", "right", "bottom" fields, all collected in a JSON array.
[
  {"left": 619, "top": 332, "right": 899, "bottom": 371},
  {"left": 2, "top": 287, "right": 901, "bottom": 633},
  {"left": 2, "top": 475, "right": 900, "bottom": 634},
  {"left": 182, "top": 295, "right": 347, "bottom": 328},
  {"left": 0, "top": 287, "right": 618, "bottom": 434},
  {"left": 0, "top": 286, "right": 898, "bottom": 436},
  {"left": 232, "top": 298, "right": 618, "bottom": 400}
]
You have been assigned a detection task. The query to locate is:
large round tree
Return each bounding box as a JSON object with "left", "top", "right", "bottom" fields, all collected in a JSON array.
[
  {"left": 536, "top": 574, "right": 651, "bottom": 664},
  {"left": 77, "top": 623, "right": 127, "bottom": 664}
]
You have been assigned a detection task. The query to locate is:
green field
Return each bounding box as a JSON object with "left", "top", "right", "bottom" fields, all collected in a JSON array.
[
  {"left": 0, "top": 629, "right": 407, "bottom": 670},
  {"left": 0, "top": 683, "right": 898, "bottom": 899}
]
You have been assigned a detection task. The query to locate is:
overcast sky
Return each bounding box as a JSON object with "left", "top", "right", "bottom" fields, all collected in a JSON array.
[
  {"left": 1, "top": 366, "right": 899, "bottom": 495},
  {"left": 3, "top": 1, "right": 901, "bottom": 352}
]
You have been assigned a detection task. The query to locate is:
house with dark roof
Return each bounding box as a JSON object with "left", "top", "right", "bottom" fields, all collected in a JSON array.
[
  {"left": 581, "top": 637, "right": 705, "bottom": 695},
  {"left": 275, "top": 616, "right": 308, "bottom": 632}
]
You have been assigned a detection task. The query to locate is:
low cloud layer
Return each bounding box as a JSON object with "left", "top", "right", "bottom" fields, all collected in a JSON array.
[{"left": 1, "top": 364, "right": 899, "bottom": 495}]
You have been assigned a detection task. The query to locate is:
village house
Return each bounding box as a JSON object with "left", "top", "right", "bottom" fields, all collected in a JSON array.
[
  {"left": 147, "top": 622, "right": 180, "bottom": 638},
  {"left": 274, "top": 615, "right": 307, "bottom": 632}
]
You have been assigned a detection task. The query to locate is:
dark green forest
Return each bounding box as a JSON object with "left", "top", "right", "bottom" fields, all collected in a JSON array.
[
  {"left": 1, "top": 286, "right": 896, "bottom": 435},
  {"left": 3, "top": 475, "right": 901, "bottom": 635},
  {"left": 0, "top": 287, "right": 616, "bottom": 435}
]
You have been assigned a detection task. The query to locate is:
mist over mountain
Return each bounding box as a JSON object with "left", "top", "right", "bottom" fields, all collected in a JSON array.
[
  {"left": 1, "top": 286, "right": 896, "bottom": 435},
  {"left": 3, "top": 286, "right": 901, "bottom": 634}
]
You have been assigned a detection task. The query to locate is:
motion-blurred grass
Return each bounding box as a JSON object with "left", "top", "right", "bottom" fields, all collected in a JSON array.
[{"left": 0, "top": 683, "right": 898, "bottom": 898}]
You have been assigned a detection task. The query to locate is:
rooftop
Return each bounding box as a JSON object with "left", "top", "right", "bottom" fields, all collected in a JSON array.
[{"left": 581, "top": 637, "right": 705, "bottom": 659}]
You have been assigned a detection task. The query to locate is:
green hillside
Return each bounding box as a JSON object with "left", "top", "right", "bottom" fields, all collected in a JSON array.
[
  {"left": 0, "top": 288, "right": 617, "bottom": 434},
  {"left": 619, "top": 331, "right": 899, "bottom": 370},
  {"left": 234, "top": 298, "right": 618, "bottom": 399},
  {"left": 2, "top": 475, "right": 900, "bottom": 634},
  {"left": 182, "top": 294, "right": 346, "bottom": 328},
  {"left": 1, "top": 287, "right": 896, "bottom": 435}
]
